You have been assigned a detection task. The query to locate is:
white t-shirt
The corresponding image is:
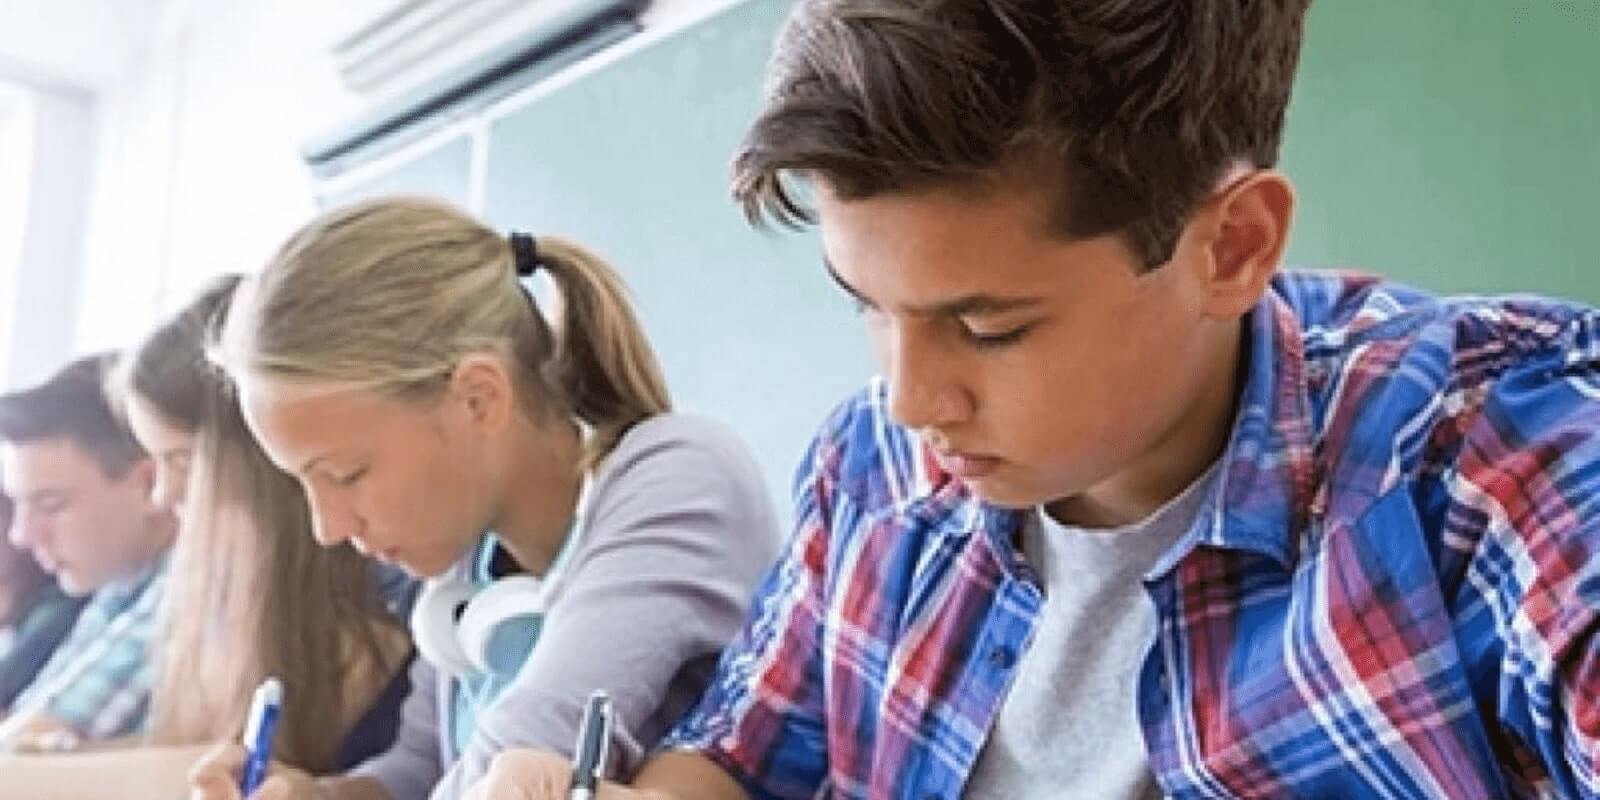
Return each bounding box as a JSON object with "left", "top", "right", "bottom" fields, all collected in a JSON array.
[{"left": 964, "top": 461, "right": 1221, "bottom": 799}]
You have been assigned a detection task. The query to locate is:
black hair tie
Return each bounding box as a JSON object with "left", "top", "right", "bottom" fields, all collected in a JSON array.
[{"left": 509, "top": 232, "right": 540, "bottom": 277}]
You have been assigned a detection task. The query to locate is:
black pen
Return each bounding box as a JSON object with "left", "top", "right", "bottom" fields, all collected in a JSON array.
[{"left": 569, "top": 690, "right": 614, "bottom": 800}]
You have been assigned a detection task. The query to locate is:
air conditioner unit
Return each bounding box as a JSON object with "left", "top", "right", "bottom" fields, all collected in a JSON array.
[{"left": 310, "top": 0, "right": 645, "bottom": 175}]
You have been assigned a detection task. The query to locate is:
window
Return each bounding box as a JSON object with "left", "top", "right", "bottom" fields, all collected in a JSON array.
[{"left": 0, "top": 81, "right": 36, "bottom": 387}]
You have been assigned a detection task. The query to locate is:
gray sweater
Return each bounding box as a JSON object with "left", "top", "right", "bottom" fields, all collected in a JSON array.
[{"left": 353, "top": 414, "right": 783, "bottom": 799}]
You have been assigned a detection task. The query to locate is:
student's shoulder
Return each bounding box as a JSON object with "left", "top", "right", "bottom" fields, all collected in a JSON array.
[
  {"left": 1276, "top": 268, "right": 1597, "bottom": 365},
  {"left": 1278, "top": 268, "right": 1600, "bottom": 484},
  {"left": 798, "top": 379, "right": 928, "bottom": 513},
  {"left": 585, "top": 414, "right": 783, "bottom": 560},
  {"left": 593, "top": 413, "right": 771, "bottom": 510},
  {"left": 605, "top": 413, "right": 759, "bottom": 477}
]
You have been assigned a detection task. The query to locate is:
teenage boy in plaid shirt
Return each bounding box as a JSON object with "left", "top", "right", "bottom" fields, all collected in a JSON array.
[
  {"left": 0, "top": 354, "right": 175, "bottom": 751},
  {"left": 470, "top": 0, "right": 1600, "bottom": 797}
]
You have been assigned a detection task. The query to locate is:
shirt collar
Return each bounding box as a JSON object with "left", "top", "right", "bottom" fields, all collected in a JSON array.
[
  {"left": 1151, "top": 287, "right": 1319, "bottom": 575},
  {"left": 94, "top": 551, "right": 170, "bottom": 611}
]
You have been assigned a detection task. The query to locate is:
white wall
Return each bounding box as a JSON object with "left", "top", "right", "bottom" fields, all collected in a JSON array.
[
  {"left": 0, "top": 0, "right": 152, "bottom": 90},
  {"left": 0, "top": 0, "right": 733, "bottom": 372},
  {"left": 72, "top": 0, "right": 725, "bottom": 353},
  {"left": 75, "top": 0, "right": 405, "bottom": 352},
  {"left": 0, "top": 0, "right": 146, "bottom": 385},
  {"left": 0, "top": 83, "right": 96, "bottom": 389},
  {"left": 0, "top": 83, "right": 34, "bottom": 386}
]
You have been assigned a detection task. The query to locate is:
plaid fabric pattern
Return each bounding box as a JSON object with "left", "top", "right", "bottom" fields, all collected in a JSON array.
[
  {"left": 10, "top": 558, "right": 167, "bottom": 740},
  {"left": 667, "top": 271, "right": 1600, "bottom": 799},
  {"left": 0, "top": 582, "right": 87, "bottom": 709}
]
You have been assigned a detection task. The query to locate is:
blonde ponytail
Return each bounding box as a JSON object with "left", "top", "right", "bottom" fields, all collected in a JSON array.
[
  {"left": 221, "top": 196, "right": 670, "bottom": 468},
  {"left": 535, "top": 237, "right": 670, "bottom": 464}
]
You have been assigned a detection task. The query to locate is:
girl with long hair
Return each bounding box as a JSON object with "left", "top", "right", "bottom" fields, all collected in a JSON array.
[
  {"left": 189, "top": 196, "right": 781, "bottom": 800},
  {"left": 0, "top": 276, "right": 412, "bottom": 799}
]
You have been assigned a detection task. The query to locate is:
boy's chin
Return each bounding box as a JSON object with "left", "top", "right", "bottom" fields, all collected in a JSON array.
[
  {"left": 56, "top": 572, "right": 97, "bottom": 598},
  {"left": 963, "top": 477, "right": 1050, "bottom": 510}
]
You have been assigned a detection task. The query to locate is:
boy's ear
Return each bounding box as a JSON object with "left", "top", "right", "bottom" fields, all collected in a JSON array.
[
  {"left": 124, "top": 457, "right": 158, "bottom": 504},
  {"left": 1194, "top": 170, "right": 1295, "bottom": 317}
]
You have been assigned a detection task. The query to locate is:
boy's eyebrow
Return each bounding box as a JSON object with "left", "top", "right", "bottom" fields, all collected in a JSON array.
[
  {"left": 15, "top": 488, "right": 66, "bottom": 503},
  {"left": 823, "top": 258, "right": 1046, "bottom": 317}
]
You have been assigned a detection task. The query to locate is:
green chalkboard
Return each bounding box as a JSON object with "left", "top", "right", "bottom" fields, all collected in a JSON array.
[
  {"left": 317, "top": 0, "right": 1596, "bottom": 513},
  {"left": 481, "top": 0, "right": 872, "bottom": 515},
  {"left": 1283, "top": 0, "right": 1598, "bottom": 301}
]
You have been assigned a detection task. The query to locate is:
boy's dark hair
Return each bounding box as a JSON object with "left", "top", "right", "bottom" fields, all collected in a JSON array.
[
  {"left": 734, "top": 0, "right": 1314, "bottom": 268},
  {"left": 0, "top": 353, "right": 147, "bottom": 477}
]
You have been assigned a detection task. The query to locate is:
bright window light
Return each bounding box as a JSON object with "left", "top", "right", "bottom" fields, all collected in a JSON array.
[{"left": 0, "top": 81, "right": 35, "bottom": 387}]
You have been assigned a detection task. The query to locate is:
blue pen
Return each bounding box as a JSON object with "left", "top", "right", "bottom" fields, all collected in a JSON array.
[{"left": 239, "top": 677, "right": 283, "bottom": 796}]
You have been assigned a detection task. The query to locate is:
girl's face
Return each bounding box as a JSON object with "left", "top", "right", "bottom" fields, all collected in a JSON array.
[
  {"left": 125, "top": 392, "right": 197, "bottom": 517},
  {"left": 238, "top": 375, "right": 502, "bottom": 579}
]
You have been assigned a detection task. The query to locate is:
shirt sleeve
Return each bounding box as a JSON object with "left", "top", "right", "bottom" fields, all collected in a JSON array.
[
  {"left": 8, "top": 568, "right": 164, "bottom": 740},
  {"left": 428, "top": 416, "right": 784, "bottom": 799},
  {"left": 1449, "top": 331, "right": 1600, "bottom": 798},
  {"left": 0, "top": 586, "right": 86, "bottom": 711},
  {"left": 660, "top": 419, "right": 846, "bottom": 799},
  {"left": 349, "top": 655, "right": 445, "bottom": 800}
]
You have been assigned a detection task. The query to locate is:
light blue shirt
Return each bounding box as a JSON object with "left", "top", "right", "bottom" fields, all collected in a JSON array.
[
  {"left": 446, "top": 533, "right": 563, "bottom": 759},
  {"left": 10, "top": 556, "right": 168, "bottom": 739}
]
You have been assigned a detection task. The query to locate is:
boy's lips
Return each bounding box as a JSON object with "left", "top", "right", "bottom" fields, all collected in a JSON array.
[{"left": 934, "top": 449, "right": 1003, "bottom": 479}]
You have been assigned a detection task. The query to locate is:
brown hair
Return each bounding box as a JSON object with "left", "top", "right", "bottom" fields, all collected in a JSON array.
[
  {"left": 735, "top": 0, "right": 1313, "bottom": 268},
  {"left": 129, "top": 278, "right": 404, "bottom": 772},
  {"left": 218, "top": 195, "right": 670, "bottom": 465},
  {"left": 118, "top": 274, "right": 244, "bottom": 430},
  {"left": 0, "top": 353, "right": 146, "bottom": 476}
]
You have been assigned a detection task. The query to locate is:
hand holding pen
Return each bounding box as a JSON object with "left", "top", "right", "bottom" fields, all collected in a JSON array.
[
  {"left": 462, "top": 689, "right": 631, "bottom": 800},
  {"left": 187, "top": 676, "right": 320, "bottom": 800}
]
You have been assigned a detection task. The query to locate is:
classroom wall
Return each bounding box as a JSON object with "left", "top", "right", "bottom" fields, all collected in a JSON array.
[
  {"left": 1, "top": 85, "right": 95, "bottom": 388},
  {"left": 0, "top": 85, "right": 31, "bottom": 385},
  {"left": 1282, "top": 0, "right": 1598, "bottom": 301},
  {"left": 6, "top": 0, "right": 1588, "bottom": 481},
  {"left": 73, "top": 0, "right": 402, "bottom": 355},
  {"left": 0, "top": 0, "right": 147, "bottom": 89},
  {"left": 68, "top": 0, "right": 738, "bottom": 356},
  {"left": 64, "top": 0, "right": 1597, "bottom": 354}
]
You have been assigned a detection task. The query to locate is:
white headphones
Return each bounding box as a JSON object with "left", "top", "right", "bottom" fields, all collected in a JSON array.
[
  {"left": 413, "top": 468, "right": 591, "bottom": 679},
  {"left": 412, "top": 571, "right": 551, "bottom": 678}
]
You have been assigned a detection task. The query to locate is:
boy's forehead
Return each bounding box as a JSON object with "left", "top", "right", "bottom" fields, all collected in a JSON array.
[
  {"left": 813, "top": 166, "right": 1064, "bottom": 224},
  {"left": 815, "top": 172, "right": 1091, "bottom": 264},
  {"left": 0, "top": 438, "right": 105, "bottom": 492},
  {"left": 816, "top": 184, "right": 1129, "bottom": 303}
]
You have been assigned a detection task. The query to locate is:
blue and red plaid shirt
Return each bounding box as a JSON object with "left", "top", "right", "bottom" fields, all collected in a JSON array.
[{"left": 666, "top": 271, "right": 1600, "bottom": 799}]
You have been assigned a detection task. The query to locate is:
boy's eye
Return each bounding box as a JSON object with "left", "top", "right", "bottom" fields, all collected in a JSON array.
[
  {"left": 333, "top": 467, "right": 368, "bottom": 487},
  {"left": 961, "top": 322, "right": 1033, "bottom": 349}
]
